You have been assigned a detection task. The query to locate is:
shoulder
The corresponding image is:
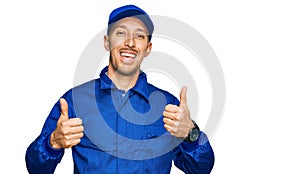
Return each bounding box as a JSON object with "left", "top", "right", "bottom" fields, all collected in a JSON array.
[
  {"left": 61, "top": 78, "right": 100, "bottom": 101},
  {"left": 73, "top": 78, "right": 100, "bottom": 90},
  {"left": 147, "top": 83, "right": 180, "bottom": 106}
]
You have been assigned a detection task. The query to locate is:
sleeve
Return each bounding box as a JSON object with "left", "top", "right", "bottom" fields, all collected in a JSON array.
[
  {"left": 173, "top": 132, "right": 215, "bottom": 174},
  {"left": 167, "top": 93, "right": 215, "bottom": 173},
  {"left": 25, "top": 91, "right": 73, "bottom": 174}
]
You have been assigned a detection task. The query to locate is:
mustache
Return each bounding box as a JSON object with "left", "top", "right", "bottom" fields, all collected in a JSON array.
[{"left": 119, "top": 48, "right": 138, "bottom": 54}]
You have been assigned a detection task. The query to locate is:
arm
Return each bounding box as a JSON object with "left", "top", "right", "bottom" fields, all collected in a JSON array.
[
  {"left": 173, "top": 131, "right": 214, "bottom": 174},
  {"left": 25, "top": 94, "right": 84, "bottom": 173},
  {"left": 163, "top": 87, "right": 214, "bottom": 173},
  {"left": 25, "top": 100, "right": 64, "bottom": 174}
]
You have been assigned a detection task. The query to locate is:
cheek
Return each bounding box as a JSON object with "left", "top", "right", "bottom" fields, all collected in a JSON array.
[
  {"left": 110, "top": 48, "right": 120, "bottom": 58},
  {"left": 109, "top": 41, "right": 123, "bottom": 54},
  {"left": 109, "top": 37, "right": 125, "bottom": 49},
  {"left": 137, "top": 43, "right": 149, "bottom": 52},
  {"left": 109, "top": 42, "right": 120, "bottom": 50}
]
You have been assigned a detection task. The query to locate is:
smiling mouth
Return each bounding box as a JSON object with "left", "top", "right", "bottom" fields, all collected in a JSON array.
[
  {"left": 119, "top": 49, "right": 139, "bottom": 64},
  {"left": 120, "top": 51, "right": 137, "bottom": 59}
]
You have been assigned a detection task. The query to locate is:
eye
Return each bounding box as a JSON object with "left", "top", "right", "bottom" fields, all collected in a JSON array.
[
  {"left": 116, "top": 30, "right": 126, "bottom": 36},
  {"left": 135, "top": 32, "right": 146, "bottom": 39}
]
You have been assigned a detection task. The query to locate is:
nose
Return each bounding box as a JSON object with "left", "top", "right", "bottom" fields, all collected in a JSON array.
[{"left": 125, "top": 36, "right": 135, "bottom": 48}]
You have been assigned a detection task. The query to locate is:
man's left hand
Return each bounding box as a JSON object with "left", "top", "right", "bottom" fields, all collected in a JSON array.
[{"left": 163, "top": 86, "right": 194, "bottom": 138}]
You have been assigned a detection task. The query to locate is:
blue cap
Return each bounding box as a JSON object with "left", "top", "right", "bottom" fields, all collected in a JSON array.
[{"left": 108, "top": 5, "right": 154, "bottom": 41}]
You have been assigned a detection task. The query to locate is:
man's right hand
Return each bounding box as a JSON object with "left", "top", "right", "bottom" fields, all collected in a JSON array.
[{"left": 50, "top": 98, "right": 84, "bottom": 149}]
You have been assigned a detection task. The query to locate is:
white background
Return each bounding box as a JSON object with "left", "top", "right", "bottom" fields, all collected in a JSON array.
[{"left": 1, "top": 0, "right": 300, "bottom": 173}]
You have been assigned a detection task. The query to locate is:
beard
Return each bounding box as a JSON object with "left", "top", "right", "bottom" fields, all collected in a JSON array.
[{"left": 109, "top": 55, "right": 141, "bottom": 76}]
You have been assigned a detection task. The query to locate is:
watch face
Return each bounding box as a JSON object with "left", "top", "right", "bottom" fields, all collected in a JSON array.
[{"left": 190, "top": 129, "right": 200, "bottom": 142}]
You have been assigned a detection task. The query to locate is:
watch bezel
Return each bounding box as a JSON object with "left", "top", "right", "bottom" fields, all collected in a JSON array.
[{"left": 184, "top": 120, "right": 200, "bottom": 143}]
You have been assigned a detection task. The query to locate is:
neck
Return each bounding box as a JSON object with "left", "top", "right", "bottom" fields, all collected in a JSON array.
[{"left": 107, "top": 66, "right": 139, "bottom": 91}]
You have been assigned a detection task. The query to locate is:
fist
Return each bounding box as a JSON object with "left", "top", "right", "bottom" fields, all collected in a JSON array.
[
  {"left": 50, "top": 98, "right": 84, "bottom": 149},
  {"left": 163, "top": 87, "right": 194, "bottom": 138}
]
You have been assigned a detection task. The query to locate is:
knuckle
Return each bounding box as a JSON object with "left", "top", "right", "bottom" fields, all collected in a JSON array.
[
  {"left": 165, "top": 104, "right": 173, "bottom": 110},
  {"left": 172, "top": 105, "right": 179, "bottom": 111},
  {"left": 76, "top": 118, "right": 83, "bottom": 125},
  {"left": 164, "top": 105, "right": 169, "bottom": 110},
  {"left": 61, "top": 120, "right": 68, "bottom": 127},
  {"left": 62, "top": 141, "right": 68, "bottom": 147},
  {"left": 172, "top": 127, "right": 178, "bottom": 133},
  {"left": 163, "top": 124, "right": 168, "bottom": 129},
  {"left": 64, "top": 135, "right": 70, "bottom": 141},
  {"left": 61, "top": 129, "right": 68, "bottom": 136},
  {"left": 164, "top": 124, "right": 171, "bottom": 132},
  {"left": 175, "top": 114, "right": 181, "bottom": 120},
  {"left": 163, "top": 117, "right": 167, "bottom": 123}
]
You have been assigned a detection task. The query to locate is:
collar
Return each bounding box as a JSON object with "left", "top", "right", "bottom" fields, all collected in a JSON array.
[{"left": 99, "top": 66, "right": 150, "bottom": 101}]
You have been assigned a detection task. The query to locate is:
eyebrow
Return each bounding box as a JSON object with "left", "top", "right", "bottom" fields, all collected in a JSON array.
[{"left": 113, "top": 25, "right": 147, "bottom": 33}]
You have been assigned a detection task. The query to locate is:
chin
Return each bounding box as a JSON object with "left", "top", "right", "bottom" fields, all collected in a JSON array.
[
  {"left": 116, "top": 67, "right": 139, "bottom": 76},
  {"left": 110, "top": 55, "right": 141, "bottom": 76}
]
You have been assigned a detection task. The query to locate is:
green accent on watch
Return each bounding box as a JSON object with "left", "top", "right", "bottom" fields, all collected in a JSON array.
[{"left": 184, "top": 120, "right": 200, "bottom": 143}]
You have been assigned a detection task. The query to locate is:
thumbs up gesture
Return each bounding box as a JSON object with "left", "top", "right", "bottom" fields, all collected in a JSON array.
[
  {"left": 50, "top": 98, "right": 84, "bottom": 149},
  {"left": 163, "top": 87, "right": 194, "bottom": 138}
]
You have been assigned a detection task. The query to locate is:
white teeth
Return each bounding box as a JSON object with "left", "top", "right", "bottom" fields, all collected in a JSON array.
[{"left": 120, "top": 52, "right": 136, "bottom": 58}]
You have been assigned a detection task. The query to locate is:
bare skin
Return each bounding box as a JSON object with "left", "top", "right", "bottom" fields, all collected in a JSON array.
[
  {"left": 163, "top": 86, "right": 194, "bottom": 138},
  {"left": 104, "top": 17, "right": 152, "bottom": 91},
  {"left": 50, "top": 98, "right": 84, "bottom": 149}
]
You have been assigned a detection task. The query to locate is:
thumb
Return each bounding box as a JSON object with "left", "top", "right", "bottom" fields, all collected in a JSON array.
[
  {"left": 59, "top": 98, "right": 69, "bottom": 120},
  {"left": 179, "top": 86, "right": 187, "bottom": 107}
]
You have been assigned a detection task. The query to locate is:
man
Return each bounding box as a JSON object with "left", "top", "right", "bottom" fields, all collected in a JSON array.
[{"left": 26, "top": 4, "right": 214, "bottom": 174}]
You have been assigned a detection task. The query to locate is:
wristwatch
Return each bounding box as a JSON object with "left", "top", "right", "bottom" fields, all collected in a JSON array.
[{"left": 184, "top": 120, "right": 200, "bottom": 143}]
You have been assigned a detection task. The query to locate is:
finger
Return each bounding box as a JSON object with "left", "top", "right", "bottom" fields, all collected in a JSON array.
[
  {"left": 70, "top": 138, "right": 81, "bottom": 147},
  {"left": 65, "top": 137, "right": 82, "bottom": 148},
  {"left": 61, "top": 125, "right": 84, "bottom": 135},
  {"left": 179, "top": 86, "right": 187, "bottom": 107},
  {"left": 164, "top": 124, "right": 178, "bottom": 136},
  {"left": 71, "top": 126, "right": 84, "bottom": 134},
  {"left": 61, "top": 118, "right": 82, "bottom": 128},
  {"left": 163, "top": 111, "right": 178, "bottom": 120},
  {"left": 65, "top": 132, "right": 84, "bottom": 141},
  {"left": 59, "top": 98, "right": 69, "bottom": 120},
  {"left": 164, "top": 124, "right": 173, "bottom": 133},
  {"left": 163, "top": 117, "right": 177, "bottom": 127},
  {"left": 164, "top": 104, "right": 180, "bottom": 113}
]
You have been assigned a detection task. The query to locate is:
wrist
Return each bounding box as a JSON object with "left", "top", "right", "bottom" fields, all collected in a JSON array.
[
  {"left": 184, "top": 120, "right": 200, "bottom": 143},
  {"left": 187, "top": 119, "right": 194, "bottom": 130},
  {"left": 44, "top": 134, "right": 64, "bottom": 157},
  {"left": 50, "top": 131, "right": 61, "bottom": 149}
]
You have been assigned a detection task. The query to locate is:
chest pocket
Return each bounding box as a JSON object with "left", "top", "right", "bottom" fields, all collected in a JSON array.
[{"left": 144, "top": 124, "right": 164, "bottom": 139}]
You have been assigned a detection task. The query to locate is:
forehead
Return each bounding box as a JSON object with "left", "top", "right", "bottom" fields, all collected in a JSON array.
[{"left": 110, "top": 17, "right": 149, "bottom": 33}]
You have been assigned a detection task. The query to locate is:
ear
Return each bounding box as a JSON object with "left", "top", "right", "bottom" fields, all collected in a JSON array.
[
  {"left": 144, "top": 42, "right": 152, "bottom": 57},
  {"left": 104, "top": 35, "right": 110, "bottom": 51}
]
